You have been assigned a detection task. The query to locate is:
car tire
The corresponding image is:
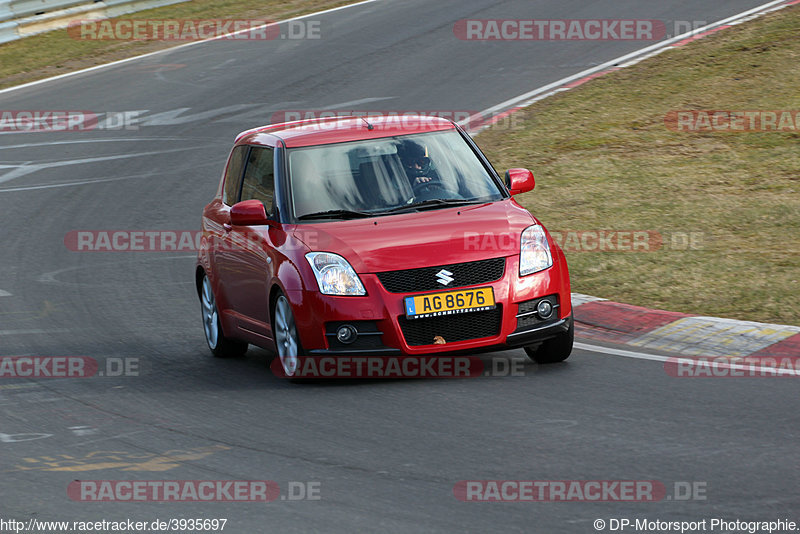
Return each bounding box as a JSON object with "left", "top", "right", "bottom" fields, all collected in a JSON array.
[
  {"left": 273, "top": 293, "right": 304, "bottom": 378},
  {"left": 524, "top": 313, "right": 574, "bottom": 364},
  {"left": 200, "top": 273, "right": 248, "bottom": 358}
]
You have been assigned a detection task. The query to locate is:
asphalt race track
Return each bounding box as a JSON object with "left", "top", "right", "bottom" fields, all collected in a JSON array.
[{"left": 1, "top": 1, "right": 798, "bottom": 531}]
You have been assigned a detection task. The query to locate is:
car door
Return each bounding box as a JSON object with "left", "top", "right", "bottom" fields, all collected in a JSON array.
[
  {"left": 205, "top": 144, "right": 247, "bottom": 319},
  {"left": 219, "top": 145, "right": 278, "bottom": 338}
]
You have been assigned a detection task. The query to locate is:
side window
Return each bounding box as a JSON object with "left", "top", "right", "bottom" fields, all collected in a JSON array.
[
  {"left": 240, "top": 146, "right": 275, "bottom": 215},
  {"left": 222, "top": 146, "right": 248, "bottom": 205}
]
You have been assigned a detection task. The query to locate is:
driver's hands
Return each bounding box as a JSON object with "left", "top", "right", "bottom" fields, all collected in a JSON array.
[{"left": 414, "top": 176, "right": 432, "bottom": 184}]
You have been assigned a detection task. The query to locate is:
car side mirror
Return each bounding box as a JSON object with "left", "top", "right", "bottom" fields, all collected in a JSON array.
[
  {"left": 505, "top": 168, "right": 535, "bottom": 195},
  {"left": 230, "top": 200, "right": 269, "bottom": 226}
]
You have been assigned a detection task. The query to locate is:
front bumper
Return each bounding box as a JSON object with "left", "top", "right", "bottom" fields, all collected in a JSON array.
[
  {"left": 288, "top": 254, "right": 571, "bottom": 356},
  {"left": 504, "top": 316, "right": 571, "bottom": 348}
]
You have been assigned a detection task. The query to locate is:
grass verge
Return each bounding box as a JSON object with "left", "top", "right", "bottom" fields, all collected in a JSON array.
[
  {"left": 476, "top": 6, "right": 800, "bottom": 325},
  {"left": 0, "top": 0, "right": 362, "bottom": 89}
]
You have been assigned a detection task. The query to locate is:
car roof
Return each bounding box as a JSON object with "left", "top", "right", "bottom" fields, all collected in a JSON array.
[{"left": 234, "top": 114, "right": 458, "bottom": 148}]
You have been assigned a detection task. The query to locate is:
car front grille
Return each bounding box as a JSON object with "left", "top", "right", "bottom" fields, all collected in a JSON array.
[
  {"left": 397, "top": 306, "right": 503, "bottom": 346},
  {"left": 376, "top": 257, "right": 506, "bottom": 293}
]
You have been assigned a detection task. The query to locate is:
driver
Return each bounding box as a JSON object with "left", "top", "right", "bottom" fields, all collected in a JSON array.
[{"left": 397, "top": 140, "right": 439, "bottom": 185}]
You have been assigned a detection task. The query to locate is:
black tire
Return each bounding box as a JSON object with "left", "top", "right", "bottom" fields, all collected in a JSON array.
[
  {"left": 524, "top": 313, "right": 574, "bottom": 364},
  {"left": 200, "top": 273, "right": 248, "bottom": 358}
]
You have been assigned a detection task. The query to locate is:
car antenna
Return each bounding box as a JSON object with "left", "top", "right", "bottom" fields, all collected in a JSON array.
[{"left": 361, "top": 117, "right": 374, "bottom": 130}]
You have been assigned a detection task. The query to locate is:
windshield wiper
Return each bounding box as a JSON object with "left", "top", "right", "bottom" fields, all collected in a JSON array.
[
  {"left": 382, "top": 198, "right": 484, "bottom": 214},
  {"left": 298, "top": 209, "right": 373, "bottom": 221}
]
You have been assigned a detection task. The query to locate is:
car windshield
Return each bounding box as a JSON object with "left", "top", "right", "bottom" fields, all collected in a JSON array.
[{"left": 287, "top": 130, "right": 504, "bottom": 219}]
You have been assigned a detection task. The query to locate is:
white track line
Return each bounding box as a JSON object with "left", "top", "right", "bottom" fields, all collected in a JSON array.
[
  {"left": 462, "top": 0, "right": 790, "bottom": 130},
  {"left": 0, "top": 0, "right": 382, "bottom": 97},
  {"left": 3, "top": 0, "right": 788, "bottom": 100},
  {"left": 0, "top": 147, "right": 201, "bottom": 185},
  {"left": 0, "top": 329, "right": 72, "bottom": 335},
  {"left": 575, "top": 342, "right": 672, "bottom": 363},
  {"left": 575, "top": 342, "right": 800, "bottom": 376}
]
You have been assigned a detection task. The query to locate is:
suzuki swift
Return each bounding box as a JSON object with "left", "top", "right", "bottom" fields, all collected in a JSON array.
[{"left": 196, "top": 115, "right": 572, "bottom": 377}]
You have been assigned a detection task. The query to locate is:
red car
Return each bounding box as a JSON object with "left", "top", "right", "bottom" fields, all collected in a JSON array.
[{"left": 196, "top": 115, "right": 572, "bottom": 377}]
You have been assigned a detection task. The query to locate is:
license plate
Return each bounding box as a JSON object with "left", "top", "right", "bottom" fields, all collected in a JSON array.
[{"left": 404, "top": 287, "right": 495, "bottom": 320}]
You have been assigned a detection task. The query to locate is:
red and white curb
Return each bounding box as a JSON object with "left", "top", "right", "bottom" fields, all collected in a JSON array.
[{"left": 572, "top": 293, "right": 800, "bottom": 358}]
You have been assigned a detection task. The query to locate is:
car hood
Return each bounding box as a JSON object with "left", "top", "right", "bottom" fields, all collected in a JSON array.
[{"left": 292, "top": 199, "right": 537, "bottom": 273}]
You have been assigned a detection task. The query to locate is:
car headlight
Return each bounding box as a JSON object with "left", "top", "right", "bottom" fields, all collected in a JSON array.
[
  {"left": 519, "top": 224, "right": 553, "bottom": 276},
  {"left": 305, "top": 252, "right": 366, "bottom": 296}
]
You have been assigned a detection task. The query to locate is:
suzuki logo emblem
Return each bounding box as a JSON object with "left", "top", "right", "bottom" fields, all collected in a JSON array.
[{"left": 436, "top": 269, "right": 454, "bottom": 286}]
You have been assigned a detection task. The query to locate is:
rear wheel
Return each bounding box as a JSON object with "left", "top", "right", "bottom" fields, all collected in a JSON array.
[
  {"left": 273, "top": 294, "right": 303, "bottom": 377},
  {"left": 524, "top": 313, "right": 573, "bottom": 364},
  {"left": 201, "top": 274, "right": 247, "bottom": 358}
]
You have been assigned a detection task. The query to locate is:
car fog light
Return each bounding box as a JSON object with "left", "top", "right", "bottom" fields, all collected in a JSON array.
[
  {"left": 537, "top": 299, "right": 554, "bottom": 319},
  {"left": 336, "top": 324, "right": 358, "bottom": 344}
]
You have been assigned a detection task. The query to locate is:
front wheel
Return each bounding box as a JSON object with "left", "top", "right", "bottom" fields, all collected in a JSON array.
[
  {"left": 200, "top": 274, "right": 247, "bottom": 358},
  {"left": 524, "top": 313, "right": 574, "bottom": 364},
  {"left": 273, "top": 294, "right": 303, "bottom": 377}
]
